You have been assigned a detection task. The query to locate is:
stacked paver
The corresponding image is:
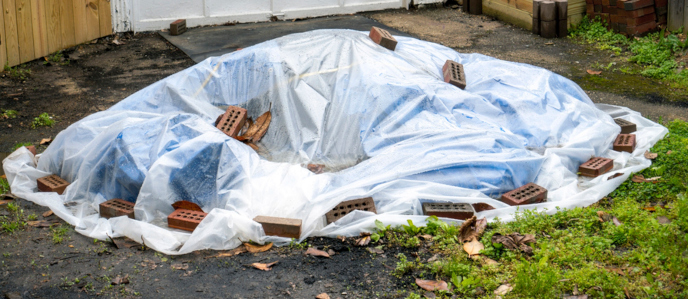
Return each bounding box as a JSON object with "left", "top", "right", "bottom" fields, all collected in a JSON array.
[
  {"left": 533, "top": 0, "right": 569, "bottom": 38},
  {"left": 585, "top": 0, "right": 666, "bottom": 35}
]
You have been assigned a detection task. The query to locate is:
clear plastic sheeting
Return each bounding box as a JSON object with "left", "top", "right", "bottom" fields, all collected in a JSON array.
[{"left": 2, "top": 30, "right": 667, "bottom": 255}]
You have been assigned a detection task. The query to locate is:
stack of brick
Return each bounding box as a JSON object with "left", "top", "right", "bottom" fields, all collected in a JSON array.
[
  {"left": 533, "top": 0, "right": 569, "bottom": 38},
  {"left": 586, "top": 0, "right": 664, "bottom": 35}
]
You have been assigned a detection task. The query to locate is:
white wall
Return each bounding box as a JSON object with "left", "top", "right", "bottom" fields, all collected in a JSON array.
[{"left": 111, "top": 0, "right": 443, "bottom": 32}]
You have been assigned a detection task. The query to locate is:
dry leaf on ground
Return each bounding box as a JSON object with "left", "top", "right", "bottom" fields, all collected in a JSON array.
[
  {"left": 315, "top": 293, "right": 330, "bottom": 299},
  {"left": 492, "top": 233, "right": 536, "bottom": 255},
  {"left": 459, "top": 216, "right": 488, "bottom": 243},
  {"left": 111, "top": 274, "right": 130, "bottom": 285},
  {"left": 171, "top": 263, "right": 189, "bottom": 270},
  {"left": 40, "top": 138, "right": 52, "bottom": 145},
  {"left": 244, "top": 242, "right": 273, "bottom": 253},
  {"left": 415, "top": 278, "right": 449, "bottom": 291},
  {"left": 251, "top": 261, "right": 278, "bottom": 271},
  {"left": 586, "top": 69, "right": 602, "bottom": 75},
  {"left": 657, "top": 216, "right": 671, "bottom": 224},
  {"left": 632, "top": 174, "right": 661, "bottom": 183},
  {"left": 494, "top": 284, "right": 513, "bottom": 295},
  {"left": 305, "top": 247, "right": 330, "bottom": 258},
  {"left": 355, "top": 236, "right": 371, "bottom": 246},
  {"left": 307, "top": 164, "right": 325, "bottom": 174},
  {"left": 463, "top": 239, "right": 484, "bottom": 256},
  {"left": 27, "top": 220, "right": 54, "bottom": 227},
  {"left": 644, "top": 151, "right": 658, "bottom": 159},
  {"left": 612, "top": 216, "right": 622, "bottom": 226},
  {"left": 42, "top": 210, "right": 54, "bottom": 217},
  {"left": 484, "top": 258, "right": 499, "bottom": 265},
  {"left": 0, "top": 200, "right": 12, "bottom": 205},
  {"left": 243, "top": 111, "right": 272, "bottom": 142},
  {"left": 366, "top": 247, "right": 384, "bottom": 254},
  {"left": 209, "top": 246, "right": 247, "bottom": 258},
  {"left": 171, "top": 200, "right": 203, "bottom": 212}
]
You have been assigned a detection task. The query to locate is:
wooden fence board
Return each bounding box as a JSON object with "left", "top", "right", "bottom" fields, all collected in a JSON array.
[
  {"left": 0, "top": 0, "right": 6, "bottom": 68},
  {"left": 15, "top": 0, "right": 34, "bottom": 63},
  {"left": 3, "top": 0, "right": 20, "bottom": 66},
  {"left": 98, "top": 0, "right": 110, "bottom": 36},
  {"left": 30, "top": 0, "right": 48, "bottom": 58},
  {"left": 72, "top": 0, "right": 87, "bottom": 43},
  {"left": 45, "top": 0, "right": 60, "bottom": 53},
  {"left": 59, "top": 0, "right": 75, "bottom": 48},
  {"left": 669, "top": 0, "right": 685, "bottom": 31},
  {"left": 85, "top": 0, "right": 99, "bottom": 40}
]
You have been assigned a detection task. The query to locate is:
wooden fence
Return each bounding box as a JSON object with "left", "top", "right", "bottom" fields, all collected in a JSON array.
[
  {"left": 1, "top": 0, "right": 112, "bottom": 68},
  {"left": 668, "top": 0, "right": 688, "bottom": 32}
]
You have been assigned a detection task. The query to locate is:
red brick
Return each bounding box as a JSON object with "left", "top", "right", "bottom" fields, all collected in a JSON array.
[
  {"left": 170, "top": 19, "right": 187, "bottom": 36},
  {"left": 627, "top": 13, "right": 656, "bottom": 26},
  {"left": 624, "top": 0, "right": 654, "bottom": 10},
  {"left": 168, "top": 209, "right": 207, "bottom": 232},
  {"left": 578, "top": 157, "right": 614, "bottom": 177},
  {"left": 593, "top": 0, "right": 602, "bottom": 4},
  {"left": 472, "top": 203, "right": 495, "bottom": 212},
  {"left": 594, "top": 4, "right": 602, "bottom": 12},
  {"left": 611, "top": 15, "right": 627, "bottom": 24},
  {"left": 100, "top": 199, "right": 135, "bottom": 219},
  {"left": 254, "top": 216, "right": 302, "bottom": 239},
  {"left": 26, "top": 145, "right": 36, "bottom": 155},
  {"left": 600, "top": 13, "right": 611, "bottom": 25},
  {"left": 541, "top": 20, "right": 557, "bottom": 38},
  {"left": 618, "top": 6, "right": 653, "bottom": 17},
  {"left": 369, "top": 27, "right": 397, "bottom": 51},
  {"left": 501, "top": 183, "right": 548, "bottom": 205},
  {"left": 654, "top": 0, "right": 666, "bottom": 6},
  {"left": 37, "top": 175, "right": 69, "bottom": 195},
  {"left": 609, "top": 0, "right": 617, "bottom": 5},
  {"left": 616, "top": 0, "right": 626, "bottom": 8},
  {"left": 325, "top": 197, "right": 377, "bottom": 224},
  {"left": 614, "top": 118, "right": 636, "bottom": 133},
  {"left": 613, "top": 134, "right": 636, "bottom": 153},
  {"left": 587, "top": 4, "right": 595, "bottom": 14},
  {"left": 601, "top": 0, "right": 610, "bottom": 5},
  {"left": 216, "top": 106, "right": 247, "bottom": 138},
  {"left": 541, "top": 1, "right": 557, "bottom": 21},
  {"left": 442, "top": 60, "right": 467, "bottom": 89},
  {"left": 422, "top": 202, "right": 475, "bottom": 220},
  {"left": 627, "top": 20, "right": 656, "bottom": 34}
]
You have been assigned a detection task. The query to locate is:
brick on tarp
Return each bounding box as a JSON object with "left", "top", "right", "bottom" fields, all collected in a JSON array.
[
  {"left": 26, "top": 145, "right": 36, "bottom": 155},
  {"left": 578, "top": 157, "right": 614, "bottom": 177},
  {"left": 442, "top": 60, "right": 467, "bottom": 89},
  {"left": 614, "top": 118, "right": 637, "bottom": 133},
  {"left": 501, "top": 183, "right": 548, "bottom": 206},
  {"left": 37, "top": 175, "right": 69, "bottom": 195},
  {"left": 99, "top": 199, "right": 135, "bottom": 219},
  {"left": 170, "top": 19, "right": 187, "bottom": 36},
  {"left": 613, "top": 134, "right": 637, "bottom": 153},
  {"left": 369, "top": 26, "right": 397, "bottom": 51},
  {"left": 216, "top": 106, "right": 247, "bottom": 138},
  {"left": 422, "top": 202, "right": 475, "bottom": 220},
  {"left": 627, "top": 13, "right": 656, "bottom": 26},
  {"left": 627, "top": 21, "right": 656, "bottom": 35},
  {"left": 168, "top": 209, "right": 207, "bottom": 232},
  {"left": 254, "top": 216, "right": 302, "bottom": 238},
  {"left": 325, "top": 197, "right": 377, "bottom": 224},
  {"left": 624, "top": 0, "right": 654, "bottom": 10}
]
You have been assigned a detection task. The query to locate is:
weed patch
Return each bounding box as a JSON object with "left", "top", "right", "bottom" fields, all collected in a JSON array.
[{"left": 31, "top": 113, "right": 55, "bottom": 129}]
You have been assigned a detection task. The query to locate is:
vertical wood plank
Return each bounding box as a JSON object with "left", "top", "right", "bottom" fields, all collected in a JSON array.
[
  {"left": 59, "top": 0, "right": 75, "bottom": 48},
  {"left": 684, "top": 0, "right": 688, "bottom": 33},
  {"left": 15, "top": 0, "right": 34, "bottom": 63},
  {"left": 85, "top": 0, "right": 98, "bottom": 40},
  {"left": 45, "top": 0, "right": 60, "bottom": 53},
  {"left": 3, "top": 0, "right": 20, "bottom": 66},
  {"left": 0, "top": 0, "right": 6, "bottom": 68},
  {"left": 98, "top": 0, "right": 110, "bottom": 36},
  {"left": 668, "top": 0, "right": 685, "bottom": 31},
  {"left": 72, "top": 0, "right": 87, "bottom": 43},
  {"left": 30, "top": 0, "right": 48, "bottom": 57}
]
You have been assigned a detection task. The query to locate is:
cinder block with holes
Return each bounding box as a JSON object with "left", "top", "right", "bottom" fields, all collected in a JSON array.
[
  {"left": 168, "top": 209, "right": 207, "bottom": 232},
  {"left": 369, "top": 26, "right": 397, "bottom": 51},
  {"left": 442, "top": 60, "right": 466, "bottom": 89},
  {"left": 254, "top": 216, "right": 302, "bottom": 238},
  {"left": 613, "top": 134, "right": 636, "bottom": 153},
  {"left": 216, "top": 106, "right": 247, "bottom": 138},
  {"left": 37, "top": 175, "right": 69, "bottom": 195},
  {"left": 325, "top": 197, "right": 377, "bottom": 224},
  {"left": 501, "top": 183, "right": 548, "bottom": 206},
  {"left": 579, "top": 157, "right": 614, "bottom": 177},
  {"left": 614, "top": 118, "right": 636, "bottom": 133},
  {"left": 170, "top": 19, "right": 187, "bottom": 36},
  {"left": 99, "top": 199, "right": 135, "bottom": 219},
  {"left": 421, "top": 202, "right": 475, "bottom": 220}
]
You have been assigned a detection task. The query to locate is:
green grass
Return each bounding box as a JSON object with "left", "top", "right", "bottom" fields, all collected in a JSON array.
[
  {"left": 570, "top": 16, "right": 688, "bottom": 88},
  {"left": 1, "top": 202, "right": 27, "bottom": 234},
  {"left": 31, "top": 113, "right": 55, "bottom": 129},
  {"left": 3, "top": 63, "right": 31, "bottom": 81},
  {"left": 386, "top": 119, "right": 688, "bottom": 298},
  {"left": 2, "top": 109, "right": 18, "bottom": 119},
  {"left": 12, "top": 142, "right": 33, "bottom": 152},
  {"left": 51, "top": 225, "right": 70, "bottom": 244}
]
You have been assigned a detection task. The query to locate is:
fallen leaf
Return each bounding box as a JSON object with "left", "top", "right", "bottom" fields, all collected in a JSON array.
[
  {"left": 111, "top": 274, "right": 129, "bottom": 285},
  {"left": 545, "top": 42, "right": 554, "bottom": 45},
  {"left": 40, "top": 138, "right": 52, "bottom": 145},
  {"left": 355, "top": 236, "right": 371, "bottom": 246},
  {"left": 657, "top": 216, "right": 671, "bottom": 224},
  {"left": 42, "top": 210, "right": 54, "bottom": 217},
  {"left": 484, "top": 258, "right": 499, "bottom": 265},
  {"left": 666, "top": 150, "right": 672, "bottom": 155},
  {"left": 463, "top": 239, "right": 484, "bottom": 256},
  {"left": 605, "top": 267, "right": 625, "bottom": 276},
  {"left": 315, "top": 293, "right": 331, "bottom": 299},
  {"left": 246, "top": 142, "right": 259, "bottom": 151},
  {"left": 0, "top": 200, "right": 12, "bottom": 205},
  {"left": 415, "top": 278, "right": 449, "bottom": 292},
  {"left": 632, "top": 174, "right": 661, "bottom": 183},
  {"left": 209, "top": 246, "right": 247, "bottom": 258},
  {"left": 307, "top": 164, "right": 325, "bottom": 174},
  {"left": 644, "top": 151, "right": 658, "bottom": 159},
  {"left": 242, "top": 111, "right": 272, "bottom": 142},
  {"left": 171, "top": 263, "right": 189, "bottom": 270},
  {"left": 27, "top": 220, "right": 54, "bottom": 227},
  {"left": 305, "top": 247, "right": 330, "bottom": 258},
  {"left": 68, "top": 245, "right": 74, "bottom": 248},
  {"left": 171, "top": 200, "right": 203, "bottom": 212},
  {"left": 459, "top": 216, "right": 488, "bottom": 243},
  {"left": 337, "top": 236, "right": 346, "bottom": 242},
  {"left": 327, "top": 249, "right": 335, "bottom": 256},
  {"left": 366, "top": 247, "right": 384, "bottom": 254},
  {"left": 419, "top": 234, "right": 433, "bottom": 240},
  {"left": 612, "top": 216, "right": 622, "bottom": 226},
  {"left": 597, "top": 211, "right": 612, "bottom": 222},
  {"left": 587, "top": 69, "right": 602, "bottom": 75},
  {"left": 641, "top": 206, "right": 656, "bottom": 212},
  {"left": 244, "top": 242, "right": 273, "bottom": 253},
  {"left": 494, "top": 284, "right": 513, "bottom": 295},
  {"left": 492, "top": 233, "right": 535, "bottom": 255},
  {"left": 251, "top": 261, "right": 278, "bottom": 271},
  {"left": 427, "top": 254, "right": 440, "bottom": 263}
]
